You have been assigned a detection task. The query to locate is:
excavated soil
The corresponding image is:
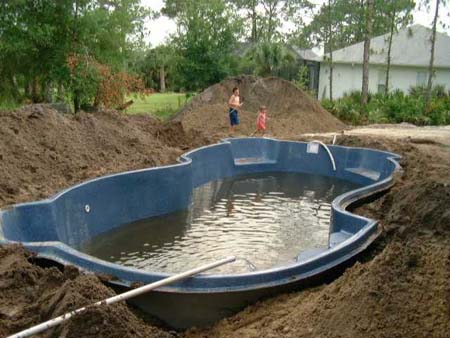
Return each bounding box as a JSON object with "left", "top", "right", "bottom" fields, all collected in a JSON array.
[
  {"left": 174, "top": 75, "right": 346, "bottom": 137},
  {"left": 1, "top": 103, "right": 449, "bottom": 338},
  {"left": 0, "top": 104, "right": 210, "bottom": 208}
]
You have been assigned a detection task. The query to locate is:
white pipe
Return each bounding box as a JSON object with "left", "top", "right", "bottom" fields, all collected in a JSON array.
[
  {"left": 8, "top": 256, "right": 236, "bottom": 338},
  {"left": 310, "top": 140, "right": 337, "bottom": 171}
]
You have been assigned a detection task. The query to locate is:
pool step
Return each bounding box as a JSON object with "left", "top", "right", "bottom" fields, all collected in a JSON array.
[
  {"left": 296, "top": 248, "right": 328, "bottom": 262},
  {"left": 329, "top": 231, "right": 353, "bottom": 247},
  {"left": 345, "top": 167, "right": 380, "bottom": 181},
  {"left": 234, "top": 157, "right": 277, "bottom": 166}
]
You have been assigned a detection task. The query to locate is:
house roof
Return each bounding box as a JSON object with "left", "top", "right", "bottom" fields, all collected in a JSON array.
[
  {"left": 326, "top": 24, "right": 450, "bottom": 68},
  {"left": 292, "top": 47, "right": 322, "bottom": 62}
]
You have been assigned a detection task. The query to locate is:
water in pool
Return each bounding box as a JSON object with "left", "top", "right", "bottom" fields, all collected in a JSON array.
[{"left": 82, "top": 172, "right": 360, "bottom": 274}]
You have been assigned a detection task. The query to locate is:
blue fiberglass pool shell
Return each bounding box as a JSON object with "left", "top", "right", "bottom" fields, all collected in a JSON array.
[{"left": 0, "top": 138, "right": 401, "bottom": 328}]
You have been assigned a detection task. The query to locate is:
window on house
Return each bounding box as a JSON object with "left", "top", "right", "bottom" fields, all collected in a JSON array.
[{"left": 417, "top": 72, "right": 427, "bottom": 86}]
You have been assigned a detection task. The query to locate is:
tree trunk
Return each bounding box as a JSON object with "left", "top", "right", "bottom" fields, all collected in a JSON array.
[
  {"left": 361, "top": 0, "right": 374, "bottom": 105},
  {"left": 57, "top": 83, "right": 65, "bottom": 101},
  {"left": 159, "top": 65, "right": 166, "bottom": 93},
  {"left": 31, "top": 77, "right": 41, "bottom": 103},
  {"left": 425, "top": 0, "right": 440, "bottom": 111},
  {"left": 74, "top": 91, "right": 81, "bottom": 113},
  {"left": 10, "top": 74, "right": 20, "bottom": 100},
  {"left": 385, "top": 7, "right": 396, "bottom": 95},
  {"left": 44, "top": 80, "right": 53, "bottom": 103},
  {"left": 251, "top": 0, "right": 257, "bottom": 42},
  {"left": 25, "top": 80, "right": 32, "bottom": 99},
  {"left": 328, "top": 0, "right": 333, "bottom": 101}
]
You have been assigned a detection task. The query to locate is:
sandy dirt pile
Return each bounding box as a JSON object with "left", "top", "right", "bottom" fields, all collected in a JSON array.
[
  {"left": 186, "top": 136, "right": 450, "bottom": 338},
  {"left": 0, "top": 245, "right": 176, "bottom": 338},
  {"left": 174, "top": 75, "right": 345, "bottom": 137},
  {"left": 0, "top": 104, "right": 209, "bottom": 208}
]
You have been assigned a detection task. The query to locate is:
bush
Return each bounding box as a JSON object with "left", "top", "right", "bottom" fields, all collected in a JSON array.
[{"left": 322, "top": 86, "right": 450, "bottom": 126}]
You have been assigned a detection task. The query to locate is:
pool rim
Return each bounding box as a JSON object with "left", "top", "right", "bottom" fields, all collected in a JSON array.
[{"left": 0, "top": 137, "right": 401, "bottom": 293}]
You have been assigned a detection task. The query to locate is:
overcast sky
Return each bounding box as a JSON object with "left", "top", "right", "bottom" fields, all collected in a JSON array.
[{"left": 141, "top": 0, "right": 450, "bottom": 47}]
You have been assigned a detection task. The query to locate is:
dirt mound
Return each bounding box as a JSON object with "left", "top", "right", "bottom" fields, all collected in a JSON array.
[
  {"left": 0, "top": 104, "right": 207, "bottom": 208},
  {"left": 174, "top": 75, "right": 345, "bottom": 137},
  {"left": 185, "top": 136, "right": 450, "bottom": 338},
  {"left": 0, "top": 245, "right": 175, "bottom": 338},
  {"left": 1, "top": 104, "right": 449, "bottom": 338}
]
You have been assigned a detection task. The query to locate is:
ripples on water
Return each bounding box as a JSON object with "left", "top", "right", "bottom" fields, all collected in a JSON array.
[{"left": 82, "top": 172, "right": 359, "bottom": 274}]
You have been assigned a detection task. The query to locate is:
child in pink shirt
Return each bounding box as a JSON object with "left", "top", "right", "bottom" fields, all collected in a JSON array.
[{"left": 252, "top": 105, "right": 268, "bottom": 136}]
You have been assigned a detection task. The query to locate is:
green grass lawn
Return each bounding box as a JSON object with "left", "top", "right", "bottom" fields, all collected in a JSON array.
[
  {"left": 126, "top": 92, "right": 191, "bottom": 119},
  {"left": 0, "top": 101, "right": 21, "bottom": 112}
]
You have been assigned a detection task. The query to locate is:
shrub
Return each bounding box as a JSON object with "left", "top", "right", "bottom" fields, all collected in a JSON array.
[{"left": 322, "top": 86, "right": 450, "bottom": 126}]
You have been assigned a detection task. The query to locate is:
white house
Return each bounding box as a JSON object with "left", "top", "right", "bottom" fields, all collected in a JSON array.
[{"left": 317, "top": 25, "right": 450, "bottom": 99}]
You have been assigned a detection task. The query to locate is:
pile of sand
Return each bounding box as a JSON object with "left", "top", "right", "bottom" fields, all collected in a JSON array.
[
  {"left": 174, "top": 75, "right": 346, "bottom": 137},
  {"left": 0, "top": 104, "right": 209, "bottom": 208}
]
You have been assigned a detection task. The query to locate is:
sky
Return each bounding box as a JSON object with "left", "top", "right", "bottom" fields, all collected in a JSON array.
[{"left": 141, "top": 0, "right": 450, "bottom": 47}]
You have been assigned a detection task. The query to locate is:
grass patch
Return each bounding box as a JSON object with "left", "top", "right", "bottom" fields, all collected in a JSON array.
[
  {"left": 126, "top": 92, "right": 191, "bottom": 119},
  {"left": 0, "top": 100, "right": 21, "bottom": 112}
]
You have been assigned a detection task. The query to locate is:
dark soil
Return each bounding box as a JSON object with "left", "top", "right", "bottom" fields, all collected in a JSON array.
[
  {"left": 174, "top": 75, "right": 346, "bottom": 137},
  {"left": 1, "top": 102, "right": 449, "bottom": 338}
]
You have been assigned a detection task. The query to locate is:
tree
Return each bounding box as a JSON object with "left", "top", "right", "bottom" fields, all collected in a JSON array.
[
  {"left": 361, "top": 0, "right": 374, "bottom": 105},
  {"left": 327, "top": 0, "right": 334, "bottom": 100},
  {"left": 137, "top": 44, "right": 178, "bottom": 92},
  {"left": 244, "top": 41, "right": 296, "bottom": 76},
  {"left": 225, "top": 0, "right": 312, "bottom": 42},
  {"left": 0, "top": 0, "right": 149, "bottom": 111},
  {"left": 384, "top": 0, "right": 414, "bottom": 94},
  {"left": 163, "top": 0, "right": 243, "bottom": 91},
  {"left": 226, "top": 0, "right": 261, "bottom": 42},
  {"left": 422, "top": 0, "right": 449, "bottom": 110},
  {"left": 299, "top": 0, "right": 415, "bottom": 53},
  {"left": 300, "top": 0, "right": 344, "bottom": 100}
]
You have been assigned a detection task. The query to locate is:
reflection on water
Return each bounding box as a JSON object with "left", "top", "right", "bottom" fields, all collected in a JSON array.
[{"left": 82, "top": 172, "right": 359, "bottom": 274}]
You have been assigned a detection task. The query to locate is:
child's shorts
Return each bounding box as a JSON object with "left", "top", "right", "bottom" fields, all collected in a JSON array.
[
  {"left": 229, "top": 108, "right": 239, "bottom": 126},
  {"left": 257, "top": 118, "right": 266, "bottom": 130}
]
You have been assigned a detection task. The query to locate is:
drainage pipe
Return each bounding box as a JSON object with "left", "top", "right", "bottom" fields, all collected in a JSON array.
[
  {"left": 310, "top": 140, "right": 337, "bottom": 171},
  {"left": 8, "top": 256, "right": 236, "bottom": 338}
]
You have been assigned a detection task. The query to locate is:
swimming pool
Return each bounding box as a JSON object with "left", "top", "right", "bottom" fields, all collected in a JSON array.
[{"left": 0, "top": 137, "right": 401, "bottom": 328}]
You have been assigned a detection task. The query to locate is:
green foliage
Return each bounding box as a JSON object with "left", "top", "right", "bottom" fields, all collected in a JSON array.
[
  {"left": 136, "top": 44, "right": 179, "bottom": 91},
  {"left": 241, "top": 42, "right": 296, "bottom": 77},
  {"left": 323, "top": 87, "right": 450, "bottom": 126},
  {"left": 166, "top": 0, "right": 242, "bottom": 91},
  {"left": 295, "top": 0, "right": 415, "bottom": 52},
  {"left": 294, "top": 65, "right": 309, "bottom": 90},
  {"left": 221, "top": 1, "right": 313, "bottom": 42},
  {"left": 0, "top": 0, "right": 149, "bottom": 110}
]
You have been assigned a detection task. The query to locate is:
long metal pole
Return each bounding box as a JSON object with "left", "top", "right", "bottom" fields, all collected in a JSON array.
[{"left": 8, "top": 256, "right": 236, "bottom": 338}]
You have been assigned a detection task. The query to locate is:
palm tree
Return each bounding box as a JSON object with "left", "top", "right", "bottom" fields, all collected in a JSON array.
[{"left": 247, "top": 41, "right": 295, "bottom": 76}]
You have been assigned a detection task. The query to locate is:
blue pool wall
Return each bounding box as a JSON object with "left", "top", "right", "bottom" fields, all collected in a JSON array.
[{"left": 0, "top": 137, "right": 400, "bottom": 292}]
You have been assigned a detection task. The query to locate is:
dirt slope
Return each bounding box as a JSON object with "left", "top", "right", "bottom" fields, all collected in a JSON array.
[
  {"left": 0, "top": 104, "right": 209, "bottom": 208},
  {"left": 0, "top": 104, "right": 449, "bottom": 338},
  {"left": 174, "top": 75, "right": 345, "bottom": 137}
]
